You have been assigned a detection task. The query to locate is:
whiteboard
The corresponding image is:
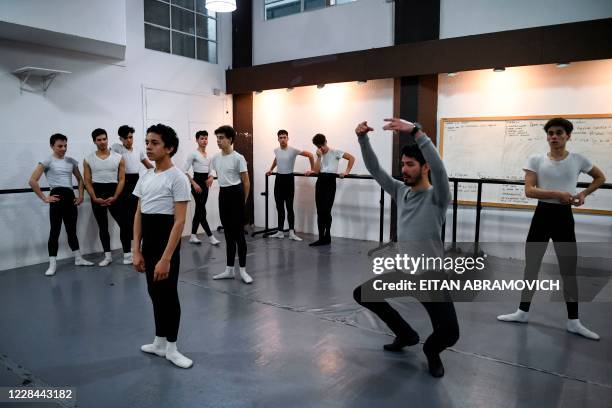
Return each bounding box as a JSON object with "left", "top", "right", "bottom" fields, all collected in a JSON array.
[{"left": 440, "top": 115, "right": 612, "bottom": 214}]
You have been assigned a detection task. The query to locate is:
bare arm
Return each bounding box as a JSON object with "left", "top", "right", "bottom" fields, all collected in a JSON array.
[
  {"left": 111, "top": 158, "right": 126, "bottom": 201},
  {"left": 82, "top": 160, "right": 98, "bottom": 201},
  {"left": 266, "top": 158, "right": 277, "bottom": 176},
  {"left": 154, "top": 202, "right": 188, "bottom": 281},
  {"left": 132, "top": 201, "right": 145, "bottom": 272},
  {"left": 524, "top": 170, "right": 572, "bottom": 204},
  {"left": 340, "top": 152, "right": 355, "bottom": 178},
  {"left": 72, "top": 166, "right": 85, "bottom": 205},
  {"left": 142, "top": 158, "right": 154, "bottom": 169},
  {"left": 240, "top": 171, "right": 250, "bottom": 203},
  {"left": 574, "top": 165, "right": 606, "bottom": 206},
  {"left": 301, "top": 151, "right": 315, "bottom": 173},
  {"left": 29, "top": 164, "right": 56, "bottom": 203},
  {"left": 314, "top": 150, "right": 322, "bottom": 173}
]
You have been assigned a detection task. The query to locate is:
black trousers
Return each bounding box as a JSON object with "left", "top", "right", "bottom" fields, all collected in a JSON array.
[
  {"left": 315, "top": 173, "right": 336, "bottom": 239},
  {"left": 519, "top": 201, "right": 579, "bottom": 319},
  {"left": 119, "top": 173, "right": 139, "bottom": 241},
  {"left": 219, "top": 184, "right": 247, "bottom": 267},
  {"left": 142, "top": 213, "right": 181, "bottom": 342},
  {"left": 353, "top": 271, "right": 459, "bottom": 354},
  {"left": 91, "top": 183, "right": 131, "bottom": 253},
  {"left": 48, "top": 187, "right": 80, "bottom": 256},
  {"left": 274, "top": 174, "right": 295, "bottom": 230},
  {"left": 191, "top": 172, "right": 212, "bottom": 236}
]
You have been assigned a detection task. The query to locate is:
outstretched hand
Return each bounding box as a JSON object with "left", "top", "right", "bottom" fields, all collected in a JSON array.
[
  {"left": 383, "top": 118, "right": 415, "bottom": 133},
  {"left": 355, "top": 121, "right": 374, "bottom": 137}
]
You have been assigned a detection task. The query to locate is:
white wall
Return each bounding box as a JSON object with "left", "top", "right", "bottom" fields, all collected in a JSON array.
[
  {"left": 0, "top": 0, "right": 232, "bottom": 270},
  {"left": 0, "top": 0, "right": 127, "bottom": 58},
  {"left": 253, "top": 79, "right": 393, "bottom": 241},
  {"left": 252, "top": 0, "right": 393, "bottom": 66},
  {"left": 440, "top": 0, "right": 612, "bottom": 39},
  {"left": 438, "top": 59, "right": 612, "bottom": 259}
]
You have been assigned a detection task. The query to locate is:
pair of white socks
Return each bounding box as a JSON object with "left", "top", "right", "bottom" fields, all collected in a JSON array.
[
  {"left": 213, "top": 266, "right": 253, "bottom": 284},
  {"left": 140, "top": 336, "right": 193, "bottom": 368},
  {"left": 497, "top": 309, "right": 600, "bottom": 340},
  {"left": 270, "top": 230, "right": 302, "bottom": 241},
  {"left": 45, "top": 251, "right": 94, "bottom": 276}
]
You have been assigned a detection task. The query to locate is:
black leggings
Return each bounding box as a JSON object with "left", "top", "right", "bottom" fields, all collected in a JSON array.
[
  {"left": 274, "top": 174, "right": 295, "bottom": 231},
  {"left": 48, "top": 187, "right": 80, "bottom": 256},
  {"left": 519, "top": 201, "right": 579, "bottom": 319},
  {"left": 315, "top": 173, "right": 336, "bottom": 239},
  {"left": 91, "top": 183, "right": 131, "bottom": 253},
  {"left": 191, "top": 172, "right": 212, "bottom": 236},
  {"left": 353, "top": 271, "right": 459, "bottom": 354},
  {"left": 141, "top": 213, "right": 181, "bottom": 342},
  {"left": 219, "top": 184, "right": 247, "bottom": 267},
  {"left": 120, "top": 174, "right": 139, "bottom": 241}
]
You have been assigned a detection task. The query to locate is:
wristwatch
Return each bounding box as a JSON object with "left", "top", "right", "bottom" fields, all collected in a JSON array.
[{"left": 410, "top": 122, "right": 422, "bottom": 136}]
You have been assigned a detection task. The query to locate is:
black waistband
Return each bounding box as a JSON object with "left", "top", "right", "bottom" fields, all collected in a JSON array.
[
  {"left": 50, "top": 187, "right": 75, "bottom": 196},
  {"left": 220, "top": 184, "right": 243, "bottom": 192},
  {"left": 125, "top": 173, "right": 139, "bottom": 181}
]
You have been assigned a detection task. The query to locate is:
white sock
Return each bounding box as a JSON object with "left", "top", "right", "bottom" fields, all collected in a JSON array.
[
  {"left": 239, "top": 267, "right": 253, "bottom": 284},
  {"left": 99, "top": 252, "right": 113, "bottom": 267},
  {"left": 213, "top": 266, "right": 235, "bottom": 280},
  {"left": 123, "top": 252, "right": 133, "bottom": 265},
  {"left": 74, "top": 250, "right": 93, "bottom": 266},
  {"left": 497, "top": 309, "right": 529, "bottom": 323},
  {"left": 209, "top": 235, "right": 220, "bottom": 245},
  {"left": 189, "top": 234, "right": 201, "bottom": 244},
  {"left": 141, "top": 336, "right": 167, "bottom": 356},
  {"left": 270, "top": 231, "right": 284, "bottom": 239},
  {"left": 288, "top": 230, "right": 302, "bottom": 241},
  {"left": 567, "top": 319, "right": 600, "bottom": 340},
  {"left": 165, "top": 342, "right": 193, "bottom": 368},
  {"left": 45, "top": 257, "right": 57, "bottom": 276}
]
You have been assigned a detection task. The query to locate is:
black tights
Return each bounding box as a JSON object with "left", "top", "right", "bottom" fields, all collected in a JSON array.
[
  {"left": 190, "top": 172, "right": 212, "bottom": 236},
  {"left": 219, "top": 184, "right": 247, "bottom": 267},
  {"left": 48, "top": 187, "right": 80, "bottom": 256},
  {"left": 274, "top": 174, "right": 295, "bottom": 231}
]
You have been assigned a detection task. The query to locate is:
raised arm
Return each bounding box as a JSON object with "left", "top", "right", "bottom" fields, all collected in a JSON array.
[
  {"left": 314, "top": 149, "right": 322, "bottom": 173},
  {"left": 383, "top": 118, "right": 450, "bottom": 205},
  {"left": 355, "top": 121, "right": 401, "bottom": 197}
]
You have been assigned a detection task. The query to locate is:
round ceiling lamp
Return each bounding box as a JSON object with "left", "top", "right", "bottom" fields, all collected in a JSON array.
[{"left": 205, "top": 0, "right": 237, "bottom": 12}]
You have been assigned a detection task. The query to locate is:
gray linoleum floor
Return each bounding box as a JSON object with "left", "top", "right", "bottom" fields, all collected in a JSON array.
[{"left": 1, "top": 232, "right": 611, "bottom": 408}]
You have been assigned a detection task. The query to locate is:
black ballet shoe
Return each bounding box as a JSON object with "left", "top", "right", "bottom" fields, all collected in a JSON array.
[
  {"left": 309, "top": 240, "right": 323, "bottom": 247},
  {"left": 383, "top": 334, "right": 420, "bottom": 352},
  {"left": 424, "top": 348, "right": 445, "bottom": 378}
]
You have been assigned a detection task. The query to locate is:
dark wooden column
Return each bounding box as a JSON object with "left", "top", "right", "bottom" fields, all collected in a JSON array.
[
  {"left": 390, "top": 0, "right": 440, "bottom": 241},
  {"left": 231, "top": 0, "right": 254, "bottom": 224}
]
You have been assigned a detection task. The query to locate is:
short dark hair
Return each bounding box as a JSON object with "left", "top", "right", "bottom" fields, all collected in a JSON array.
[
  {"left": 118, "top": 125, "right": 135, "bottom": 138},
  {"left": 91, "top": 128, "right": 107, "bottom": 141},
  {"left": 312, "top": 133, "right": 326, "bottom": 147},
  {"left": 215, "top": 125, "right": 237, "bottom": 144},
  {"left": 277, "top": 129, "right": 288, "bottom": 137},
  {"left": 146, "top": 123, "right": 179, "bottom": 157},
  {"left": 544, "top": 118, "right": 573, "bottom": 134},
  {"left": 401, "top": 143, "right": 426, "bottom": 166},
  {"left": 195, "top": 130, "right": 208, "bottom": 139},
  {"left": 49, "top": 133, "right": 67, "bottom": 146}
]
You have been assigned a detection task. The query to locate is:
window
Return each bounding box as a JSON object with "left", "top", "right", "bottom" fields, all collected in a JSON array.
[
  {"left": 144, "top": 0, "right": 217, "bottom": 63},
  {"left": 264, "top": 0, "right": 356, "bottom": 20}
]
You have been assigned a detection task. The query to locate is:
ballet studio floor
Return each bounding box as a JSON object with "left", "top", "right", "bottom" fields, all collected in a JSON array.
[{"left": 1, "top": 233, "right": 611, "bottom": 408}]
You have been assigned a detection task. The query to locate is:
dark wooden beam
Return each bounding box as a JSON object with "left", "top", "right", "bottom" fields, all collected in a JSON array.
[{"left": 226, "top": 18, "right": 612, "bottom": 93}]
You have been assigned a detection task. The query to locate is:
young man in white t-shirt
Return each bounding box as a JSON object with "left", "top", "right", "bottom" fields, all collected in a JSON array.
[
  {"left": 28, "top": 133, "right": 94, "bottom": 276},
  {"left": 132, "top": 123, "right": 193, "bottom": 369},
  {"left": 207, "top": 125, "right": 253, "bottom": 284},
  {"left": 497, "top": 117, "right": 606, "bottom": 340},
  {"left": 309, "top": 133, "right": 355, "bottom": 246},
  {"left": 266, "top": 129, "right": 315, "bottom": 241},
  {"left": 83, "top": 128, "right": 129, "bottom": 266},
  {"left": 111, "top": 125, "right": 153, "bottom": 264}
]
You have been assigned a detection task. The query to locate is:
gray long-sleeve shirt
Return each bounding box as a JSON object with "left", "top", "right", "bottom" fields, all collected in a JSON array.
[{"left": 358, "top": 133, "right": 450, "bottom": 250}]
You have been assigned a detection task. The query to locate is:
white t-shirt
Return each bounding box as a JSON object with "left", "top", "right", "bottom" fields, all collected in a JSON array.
[
  {"left": 274, "top": 146, "right": 301, "bottom": 174},
  {"left": 86, "top": 151, "right": 122, "bottom": 183},
  {"left": 111, "top": 143, "right": 146, "bottom": 174},
  {"left": 524, "top": 152, "right": 593, "bottom": 204},
  {"left": 40, "top": 156, "right": 78, "bottom": 189},
  {"left": 210, "top": 151, "right": 248, "bottom": 187},
  {"left": 132, "top": 166, "right": 190, "bottom": 214},
  {"left": 183, "top": 150, "right": 210, "bottom": 173},
  {"left": 320, "top": 149, "right": 344, "bottom": 173}
]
